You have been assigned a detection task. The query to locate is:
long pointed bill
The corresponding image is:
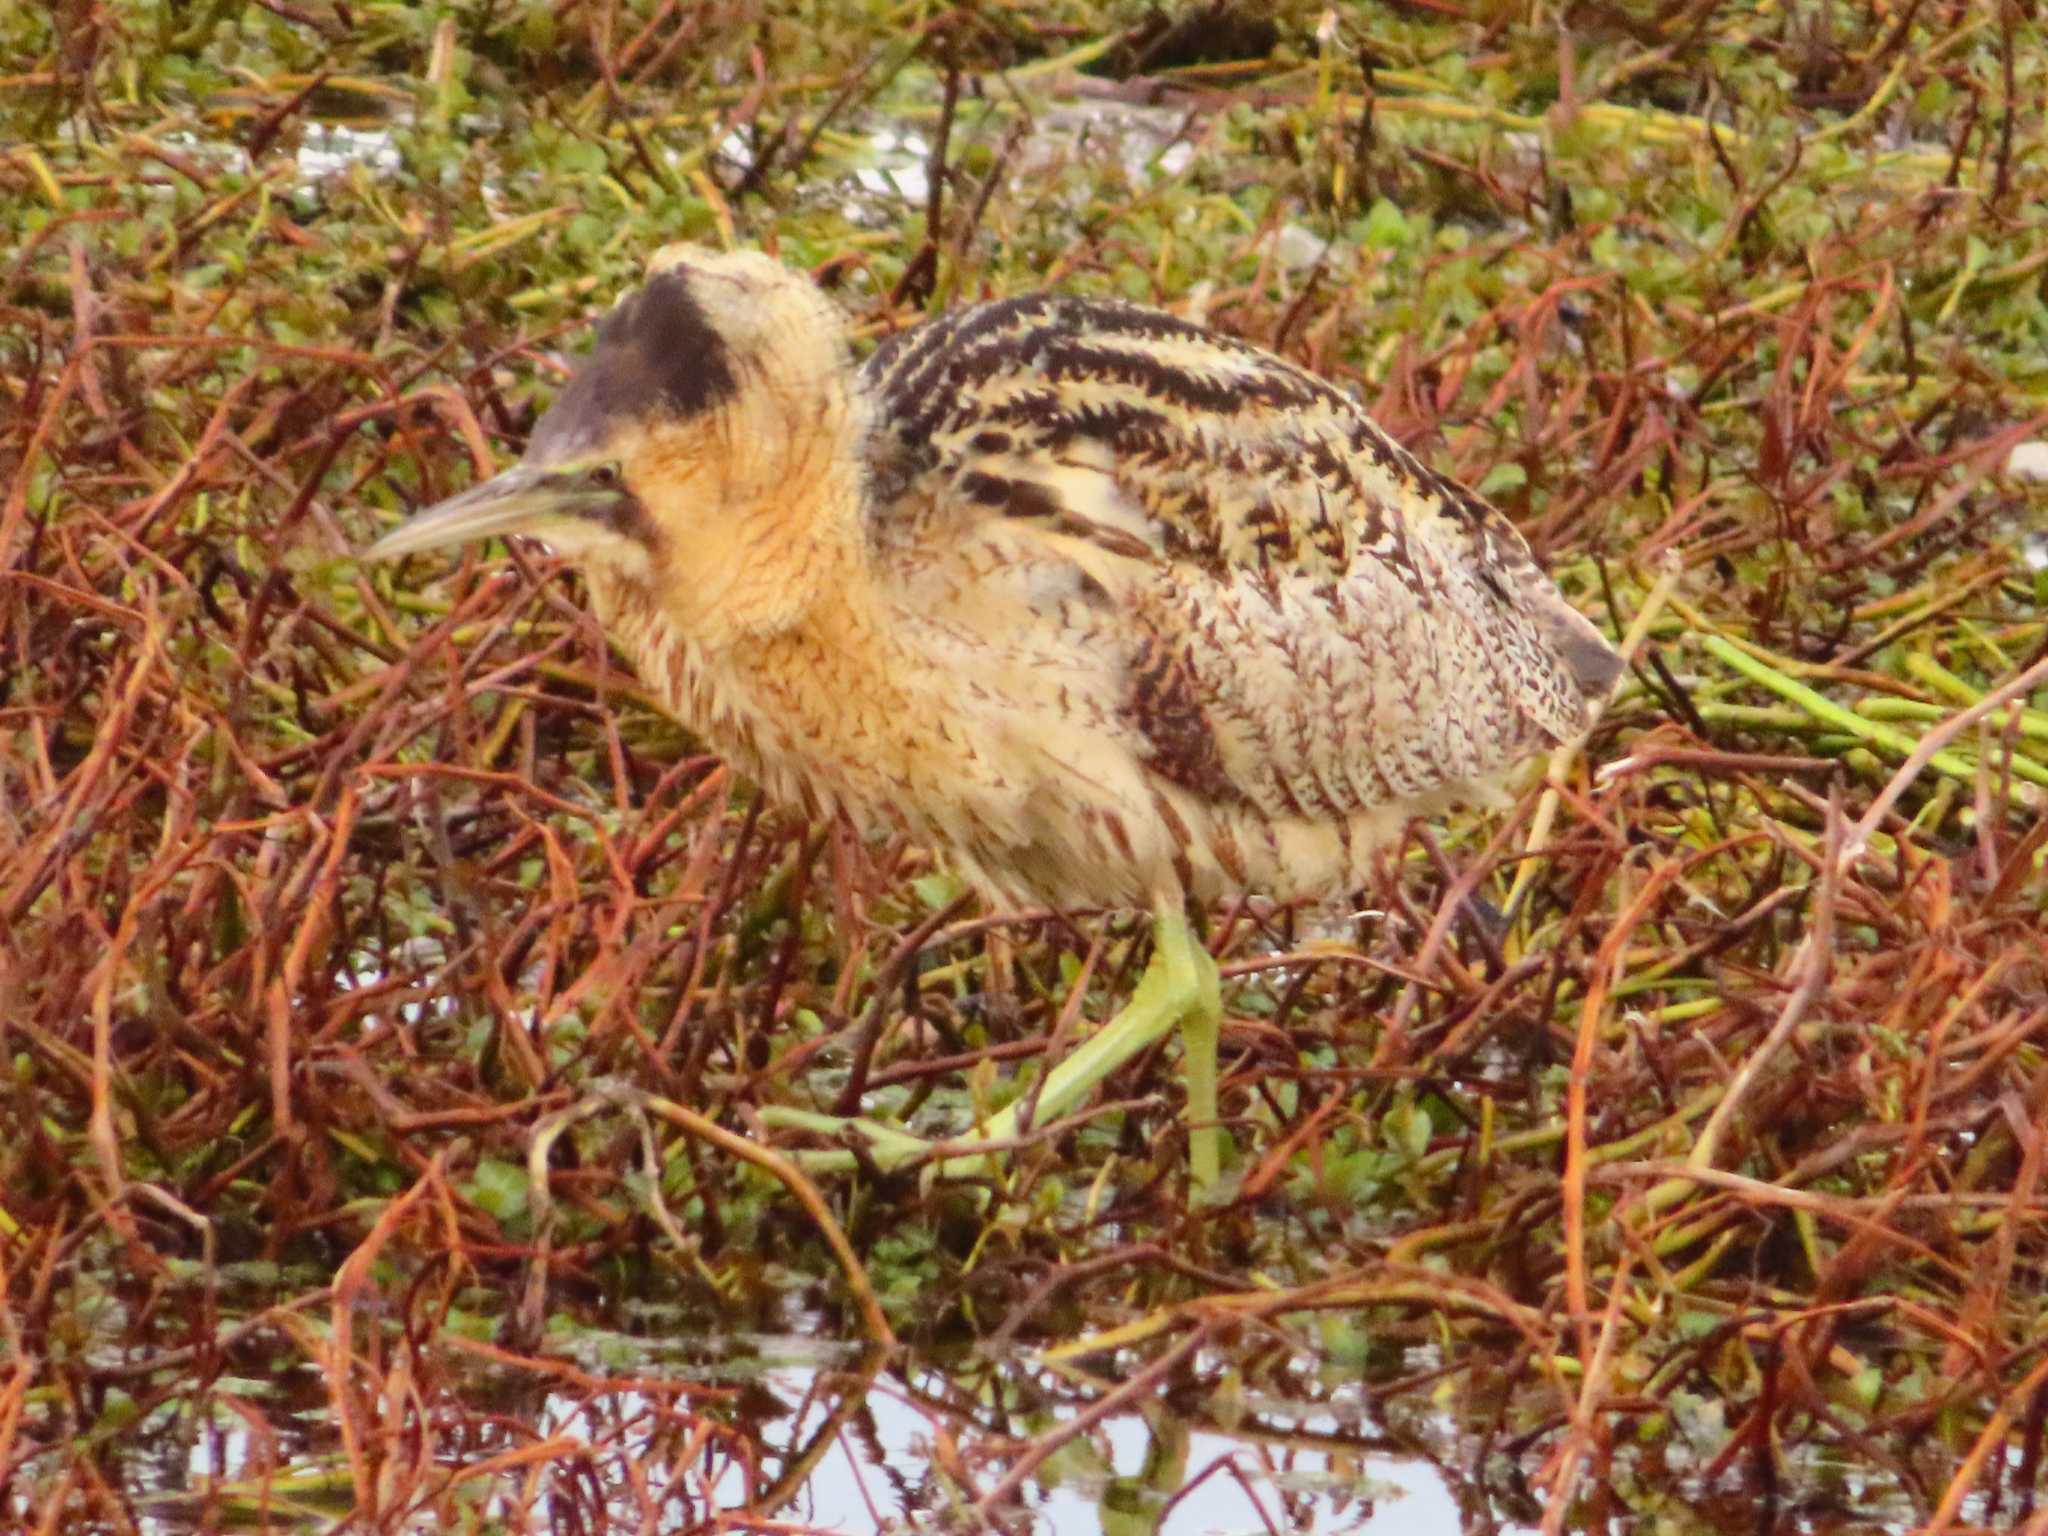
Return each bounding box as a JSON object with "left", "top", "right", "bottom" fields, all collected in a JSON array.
[{"left": 364, "top": 465, "right": 618, "bottom": 561}]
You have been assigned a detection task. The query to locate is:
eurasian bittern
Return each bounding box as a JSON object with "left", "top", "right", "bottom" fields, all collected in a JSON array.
[{"left": 369, "top": 246, "right": 1621, "bottom": 1189}]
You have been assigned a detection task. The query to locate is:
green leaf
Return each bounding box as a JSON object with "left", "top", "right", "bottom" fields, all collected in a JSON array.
[
  {"left": 1478, "top": 462, "right": 1527, "bottom": 498},
  {"left": 1362, "top": 197, "right": 1410, "bottom": 248},
  {"left": 465, "top": 1156, "right": 529, "bottom": 1222}
]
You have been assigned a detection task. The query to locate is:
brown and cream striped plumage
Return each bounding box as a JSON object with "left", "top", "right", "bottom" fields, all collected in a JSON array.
[{"left": 378, "top": 247, "right": 1620, "bottom": 915}]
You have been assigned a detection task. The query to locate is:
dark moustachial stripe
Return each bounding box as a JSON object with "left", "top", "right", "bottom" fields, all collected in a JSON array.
[
  {"left": 595, "top": 489, "right": 658, "bottom": 548},
  {"left": 529, "top": 269, "right": 739, "bottom": 462}
]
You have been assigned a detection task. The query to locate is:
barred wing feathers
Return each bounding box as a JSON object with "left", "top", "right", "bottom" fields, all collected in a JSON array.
[{"left": 856, "top": 295, "right": 1618, "bottom": 895}]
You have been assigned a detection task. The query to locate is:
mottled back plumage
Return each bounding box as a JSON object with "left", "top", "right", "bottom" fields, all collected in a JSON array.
[{"left": 839, "top": 290, "right": 1619, "bottom": 905}]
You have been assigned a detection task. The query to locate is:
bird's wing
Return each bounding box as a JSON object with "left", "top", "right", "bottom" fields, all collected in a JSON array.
[{"left": 858, "top": 295, "right": 1618, "bottom": 821}]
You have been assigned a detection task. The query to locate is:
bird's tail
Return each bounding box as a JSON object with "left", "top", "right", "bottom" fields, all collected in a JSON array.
[{"left": 1524, "top": 583, "right": 1625, "bottom": 737}]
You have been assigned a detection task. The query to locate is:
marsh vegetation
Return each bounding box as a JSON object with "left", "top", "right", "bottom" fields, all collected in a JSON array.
[{"left": 3, "top": 2, "right": 2046, "bottom": 1530}]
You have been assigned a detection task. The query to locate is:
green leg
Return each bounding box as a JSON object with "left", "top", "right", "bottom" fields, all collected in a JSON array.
[
  {"left": 760, "top": 904, "right": 1227, "bottom": 1188},
  {"left": 1175, "top": 915, "right": 1224, "bottom": 1191}
]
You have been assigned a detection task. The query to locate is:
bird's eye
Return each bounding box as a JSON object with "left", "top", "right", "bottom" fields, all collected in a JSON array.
[{"left": 591, "top": 464, "right": 620, "bottom": 487}]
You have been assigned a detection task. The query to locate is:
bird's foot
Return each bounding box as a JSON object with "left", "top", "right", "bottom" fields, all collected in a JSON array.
[
  {"left": 751, "top": 1106, "right": 968, "bottom": 1176},
  {"left": 759, "top": 903, "right": 1228, "bottom": 1190}
]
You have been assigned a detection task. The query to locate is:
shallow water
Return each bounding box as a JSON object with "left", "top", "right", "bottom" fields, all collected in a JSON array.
[
  {"left": 116, "top": 1318, "right": 1487, "bottom": 1534},
  {"left": 82, "top": 1295, "right": 1987, "bottom": 1535}
]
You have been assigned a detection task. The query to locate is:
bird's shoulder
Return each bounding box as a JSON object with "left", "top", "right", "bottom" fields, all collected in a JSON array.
[{"left": 854, "top": 290, "right": 1535, "bottom": 597}]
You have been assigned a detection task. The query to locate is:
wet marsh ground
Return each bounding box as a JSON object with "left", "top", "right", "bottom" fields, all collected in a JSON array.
[{"left": 3, "top": 2, "right": 2048, "bottom": 1531}]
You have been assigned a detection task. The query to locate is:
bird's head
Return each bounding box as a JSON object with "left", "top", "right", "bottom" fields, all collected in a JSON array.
[{"left": 367, "top": 246, "right": 864, "bottom": 640}]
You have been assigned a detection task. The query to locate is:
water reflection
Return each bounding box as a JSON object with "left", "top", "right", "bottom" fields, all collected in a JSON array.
[
  {"left": 122, "top": 1320, "right": 1476, "bottom": 1533},
  {"left": 77, "top": 1283, "right": 1978, "bottom": 1534},
  {"left": 688, "top": 1349, "right": 1469, "bottom": 1533}
]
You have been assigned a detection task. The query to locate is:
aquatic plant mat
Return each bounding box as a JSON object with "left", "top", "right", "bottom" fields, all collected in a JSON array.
[{"left": 5, "top": 2, "right": 2047, "bottom": 1531}]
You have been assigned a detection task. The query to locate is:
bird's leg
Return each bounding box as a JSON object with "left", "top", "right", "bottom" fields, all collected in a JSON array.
[
  {"left": 759, "top": 902, "right": 1227, "bottom": 1187},
  {"left": 963, "top": 903, "right": 1221, "bottom": 1179},
  {"left": 1167, "top": 911, "right": 1225, "bottom": 1190}
]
